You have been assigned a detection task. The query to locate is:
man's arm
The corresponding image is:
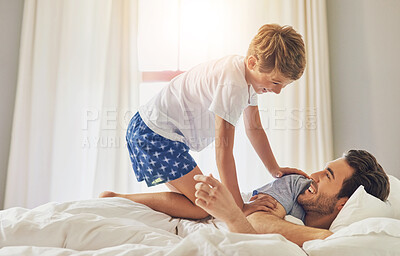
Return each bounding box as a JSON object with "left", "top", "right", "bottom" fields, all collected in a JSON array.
[
  {"left": 194, "top": 174, "right": 333, "bottom": 247},
  {"left": 247, "top": 212, "right": 333, "bottom": 247}
]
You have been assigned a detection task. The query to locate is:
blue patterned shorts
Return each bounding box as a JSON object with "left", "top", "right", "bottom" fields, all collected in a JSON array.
[{"left": 126, "top": 112, "right": 198, "bottom": 187}]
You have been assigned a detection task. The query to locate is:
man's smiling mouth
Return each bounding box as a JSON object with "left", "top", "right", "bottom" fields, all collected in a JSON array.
[{"left": 307, "top": 182, "right": 317, "bottom": 194}]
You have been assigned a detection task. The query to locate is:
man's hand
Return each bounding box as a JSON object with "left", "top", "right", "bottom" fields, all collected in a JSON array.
[
  {"left": 272, "top": 167, "right": 310, "bottom": 179},
  {"left": 194, "top": 174, "right": 258, "bottom": 234},
  {"left": 194, "top": 174, "right": 243, "bottom": 223},
  {"left": 242, "top": 194, "right": 278, "bottom": 216},
  {"left": 249, "top": 194, "right": 286, "bottom": 218}
]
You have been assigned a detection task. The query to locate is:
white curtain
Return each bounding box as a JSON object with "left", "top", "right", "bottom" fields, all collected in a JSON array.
[
  {"left": 5, "top": 0, "right": 333, "bottom": 208},
  {"left": 5, "top": 0, "right": 140, "bottom": 209},
  {"left": 194, "top": 0, "right": 334, "bottom": 192}
]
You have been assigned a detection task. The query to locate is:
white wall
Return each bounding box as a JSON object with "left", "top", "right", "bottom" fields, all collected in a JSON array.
[
  {"left": 327, "top": 0, "right": 400, "bottom": 177},
  {"left": 0, "top": 0, "right": 24, "bottom": 209}
]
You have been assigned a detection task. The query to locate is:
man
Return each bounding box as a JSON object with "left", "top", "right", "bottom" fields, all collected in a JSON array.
[{"left": 193, "top": 149, "right": 390, "bottom": 246}]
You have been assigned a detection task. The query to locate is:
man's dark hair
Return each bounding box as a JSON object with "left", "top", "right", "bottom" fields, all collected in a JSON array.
[{"left": 337, "top": 149, "right": 390, "bottom": 201}]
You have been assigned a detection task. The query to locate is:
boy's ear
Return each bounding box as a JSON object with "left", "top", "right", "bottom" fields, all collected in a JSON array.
[
  {"left": 336, "top": 197, "right": 349, "bottom": 211},
  {"left": 247, "top": 55, "right": 257, "bottom": 70}
]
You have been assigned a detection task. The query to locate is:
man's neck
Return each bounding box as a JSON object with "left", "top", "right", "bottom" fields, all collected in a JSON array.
[{"left": 304, "top": 212, "right": 337, "bottom": 229}]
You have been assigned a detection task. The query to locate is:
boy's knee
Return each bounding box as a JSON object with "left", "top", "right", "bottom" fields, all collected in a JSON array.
[
  {"left": 188, "top": 202, "right": 209, "bottom": 219},
  {"left": 194, "top": 208, "right": 210, "bottom": 220}
]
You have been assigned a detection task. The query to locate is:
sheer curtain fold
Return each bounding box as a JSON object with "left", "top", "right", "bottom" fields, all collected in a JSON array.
[{"left": 5, "top": 0, "right": 139, "bottom": 209}]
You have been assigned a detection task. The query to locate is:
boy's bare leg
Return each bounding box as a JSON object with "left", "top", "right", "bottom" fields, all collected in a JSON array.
[
  {"left": 99, "top": 166, "right": 209, "bottom": 219},
  {"left": 165, "top": 183, "right": 181, "bottom": 193}
]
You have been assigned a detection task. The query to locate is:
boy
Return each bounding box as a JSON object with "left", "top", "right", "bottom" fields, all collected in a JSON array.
[{"left": 100, "top": 24, "right": 307, "bottom": 219}]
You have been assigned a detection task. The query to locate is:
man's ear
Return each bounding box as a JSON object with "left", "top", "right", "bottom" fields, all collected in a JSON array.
[
  {"left": 246, "top": 55, "right": 257, "bottom": 71},
  {"left": 336, "top": 197, "right": 349, "bottom": 211}
]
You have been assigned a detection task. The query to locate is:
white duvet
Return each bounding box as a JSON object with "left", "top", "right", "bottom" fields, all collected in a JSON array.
[
  {"left": 1, "top": 197, "right": 400, "bottom": 256},
  {"left": 0, "top": 198, "right": 305, "bottom": 256}
]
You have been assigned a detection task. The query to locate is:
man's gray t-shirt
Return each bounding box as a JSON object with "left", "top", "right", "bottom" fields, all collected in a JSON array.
[{"left": 252, "top": 174, "right": 312, "bottom": 222}]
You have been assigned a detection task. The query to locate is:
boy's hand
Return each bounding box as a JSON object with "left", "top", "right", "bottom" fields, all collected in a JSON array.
[{"left": 273, "top": 167, "right": 310, "bottom": 179}]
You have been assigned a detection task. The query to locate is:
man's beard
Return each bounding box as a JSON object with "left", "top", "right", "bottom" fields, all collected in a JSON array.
[{"left": 298, "top": 192, "right": 339, "bottom": 215}]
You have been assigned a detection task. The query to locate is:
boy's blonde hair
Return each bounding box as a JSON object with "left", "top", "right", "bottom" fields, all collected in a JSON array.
[{"left": 247, "top": 24, "right": 306, "bottom": 80}]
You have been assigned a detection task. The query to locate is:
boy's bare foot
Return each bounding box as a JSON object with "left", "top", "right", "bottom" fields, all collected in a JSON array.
[{"left": 99, "top": 191, "right": 118, "bottom": 198}]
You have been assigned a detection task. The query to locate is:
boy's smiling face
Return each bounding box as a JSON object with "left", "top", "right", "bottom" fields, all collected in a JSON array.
[{"left": 245, "top": 55, "right": 293, "bottom": 95}]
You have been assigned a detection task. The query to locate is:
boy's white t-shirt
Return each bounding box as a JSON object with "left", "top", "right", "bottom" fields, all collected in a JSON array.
[{"left": 138, "top": 55, "right": 258, "bottom": 152}]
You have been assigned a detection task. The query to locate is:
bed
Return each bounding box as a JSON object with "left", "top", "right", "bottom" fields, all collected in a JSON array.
[{"left": 1, "top": 175, "right": 399, "bottom": 255}]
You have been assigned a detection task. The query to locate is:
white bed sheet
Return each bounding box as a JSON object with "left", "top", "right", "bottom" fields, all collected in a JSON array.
[
  {"left": 0, "top": 198, "right": 306, "bottom": 256},
  {"left": 1, "top": 197, "right": 399, "bottom": 256}
]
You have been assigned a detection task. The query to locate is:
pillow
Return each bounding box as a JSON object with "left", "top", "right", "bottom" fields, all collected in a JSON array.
[
  {"left": 388, "top": 175, "right": 400, "bottom": 219},
  {"left": 304, "top": 217, "right": 400, "bottom": 256},
  {"left": 329, "top": 185, "right": 393, "bottom": 232}
]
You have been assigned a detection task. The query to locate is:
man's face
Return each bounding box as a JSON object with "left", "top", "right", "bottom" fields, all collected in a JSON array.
[{"left": 297, "top": 158, "right": 354, "bottom": 215}]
